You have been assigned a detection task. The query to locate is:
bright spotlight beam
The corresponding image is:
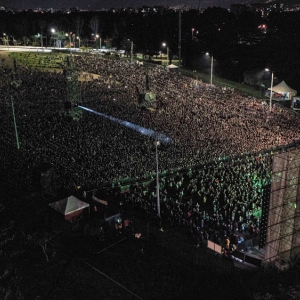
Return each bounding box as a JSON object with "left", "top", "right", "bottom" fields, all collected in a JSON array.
[{"left": 78, "top": 106, "right": 172, "bottom": 144}]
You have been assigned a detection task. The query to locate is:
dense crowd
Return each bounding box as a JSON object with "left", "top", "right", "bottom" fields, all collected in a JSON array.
[
  {"left": 1, "top": 53, "right": 300, "bottom": 247},
  {"left": 118, "top": 152, "right": 271, "bottom": 248}
]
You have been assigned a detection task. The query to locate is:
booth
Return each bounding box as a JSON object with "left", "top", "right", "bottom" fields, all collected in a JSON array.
[
  {"left": 166, "top": 64, "right": 178, "bottom": 72},
  {"left": 267, "top": 81, "right": 297, "bottom": 100},
  {"left": 49, "top": 195, "right": 90, "bottom": 222}
]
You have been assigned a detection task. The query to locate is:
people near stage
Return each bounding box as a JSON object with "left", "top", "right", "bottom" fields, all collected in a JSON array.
[
  {"left": 1, "top": 56, "right": 300, "bottom": 248},
  {"left": 224, "top": 236, "right": 230, "bottom": 250}
]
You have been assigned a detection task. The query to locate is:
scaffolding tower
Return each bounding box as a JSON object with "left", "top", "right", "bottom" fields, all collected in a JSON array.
[{"left": 264, "top": 148, "right": 300, "bottom": 265}]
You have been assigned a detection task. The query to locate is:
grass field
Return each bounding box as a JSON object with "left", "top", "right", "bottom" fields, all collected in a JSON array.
[
  {"left": 9, "top": 51, "right": 66, "bottom": 71},
  {"left": 4, "top": 50, "right": 265, "bottom": 99}
]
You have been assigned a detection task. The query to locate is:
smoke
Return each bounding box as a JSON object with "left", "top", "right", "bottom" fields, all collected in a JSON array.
[{"left": 78, "top": 105, "right": 172, "bottom": 144}]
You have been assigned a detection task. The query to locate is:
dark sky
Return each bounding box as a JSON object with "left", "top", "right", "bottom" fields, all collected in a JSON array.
[{"left": 3, "top": 0, "right": 238, "bottom": 10}]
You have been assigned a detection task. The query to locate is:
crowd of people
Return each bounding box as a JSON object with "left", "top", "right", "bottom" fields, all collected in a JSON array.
[
  {"left": 118, "top": 152, "right": 271, "bottom": 249},
  {"left": 1, "top": 52, "right": 300, "bottom": 248}
]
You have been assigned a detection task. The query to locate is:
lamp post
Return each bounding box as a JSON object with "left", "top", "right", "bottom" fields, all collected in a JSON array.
[
  {"left": 3, "top": 33, "right": 9, "bottom": 48},
  {"left": 162, "top": 42, "right": 169, "bottom": 65},
  {"left": 51, "top": 28, "right": 55, "bottom": 47},
  {"left": 210, "top": 55, "right": 213, "bottom": 87},
  {"left": 77, "top": 36, "right": 80, "bottom": 50},
  {"left": 155, "top": 140, "right": 161, "bottom": 219},
  {"left": 65, "top": 33, "right": 71, "bottom": 53},
  {"left": 206, "top": 53, "right": 214, "bottom": 86},
  {"left": 130, "top": 40, "right": 133, "bottom": 63},
  {"left": 265, "top": 68, "right": 274, "bottom": 112},
  {"left": 96, "top": 34, "right": 101, "bottom": 51},
  {"left": 192, "top": 28, "right": 195, "bottom": 39},
  {"left": 11, "top": 96, "right": 20, "bottom": 150}
]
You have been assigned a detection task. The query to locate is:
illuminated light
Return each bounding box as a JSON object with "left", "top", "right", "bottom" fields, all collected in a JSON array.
[{"left": 78, "top": 106, "right": 172, "bottom": 144}]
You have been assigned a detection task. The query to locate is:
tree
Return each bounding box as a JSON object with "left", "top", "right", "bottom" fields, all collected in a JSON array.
[
  {"left": 1, "top": 36, "right": 9, "bottom": 46},
  {"left": 74, "top": 16, "right": 84, "bottom": 37},
  {"left": 52, "top": 31, "right": 67, "bottom": 48},
  {"left": 37, "top": 19, "right": 47, "bottom": 48},
  {"left": 89, "top": 15, "right": 100, "bottom": 36}
]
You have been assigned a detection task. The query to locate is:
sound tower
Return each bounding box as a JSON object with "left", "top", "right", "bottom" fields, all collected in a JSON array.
[{"left": 264, "top": 149, "right": 300, "bottom": 263}]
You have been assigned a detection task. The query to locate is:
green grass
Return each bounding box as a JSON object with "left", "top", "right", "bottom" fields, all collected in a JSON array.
[
  {"left": 9, "top": 51, "right": 264, "bottom": 99},
  {"left": 9, "top": 52, "right": 66, "bottom": 70}
]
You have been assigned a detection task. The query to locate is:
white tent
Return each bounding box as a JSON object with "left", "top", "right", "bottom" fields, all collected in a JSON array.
[
  {"left": 49, "top": 195, "right": 89, "bottom": 221},
  {"left": 268, "top": 81, "right": 297, "bottom": 100},
  {"left": 166, "top": 64, "right": 178, "bottom": 69}
]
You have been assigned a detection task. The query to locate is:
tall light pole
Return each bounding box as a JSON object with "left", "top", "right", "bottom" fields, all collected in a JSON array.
[
  {"left": 11, "top": 96, "right": 20, "bottom": 150},
  {"left": 77, "top": 36, "right": 80, "bottom": 50},
  {"left": 3, "top": 33, "right": 9, "bottom": 49},
  {"left": 210, "top": 55, "right": 213, "bottom": 87},
  {"left": 162, "top": 43, "right": 169, "bottom": 65},
  {"left": 192, "top": 28, "right": 195, "bottom": 39},
  {"left": 66, "top": 33, "right": 71, "bottom": 53},
  {"left": 265, "top": 68, "right": 274, "bottom": 112},
  {"left": 131, "top": 40, "right": 133, "bottom": 63},
  {"left": 51, "top": 28, "right": 55, "bottom": 47},
  {"left": 178, "top": 10, "right": 181, "bottom": 74},
  {"left": 155, "top": 140, "right": 161, "bottom": 219},
  {"left": 96, "top": 34, "right": 101, "bottom": 50},
  {"left": 206, "top": 52, "right": 214, "bottom": 86}
]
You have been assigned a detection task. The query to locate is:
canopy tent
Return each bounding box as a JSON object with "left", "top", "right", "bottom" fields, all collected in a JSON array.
[
  {"left": 49, "top": 195, "right": 90, "bottom": 221},
  {"left": 268, "top": 81, "right": 297, "bottom": 100},
  {"left": 166, "top": 64, "right": 178, "bottom": 69}
]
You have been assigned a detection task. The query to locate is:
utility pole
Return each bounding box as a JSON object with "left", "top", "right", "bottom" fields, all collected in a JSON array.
[
  {"left": 210, "top": 55, "right": 213, "bottom": 87},
  {"left": 178, "top": 10, "right": 182, "bottom": 74},
  {"left": 131, "top": 40, "right": 133, "bottom": 63},
  {"left": 155, "top": 140, "right": 160, "bottom": 218},
  {"left": 11, "top": 96, "right": 20, "bottom": 150}
]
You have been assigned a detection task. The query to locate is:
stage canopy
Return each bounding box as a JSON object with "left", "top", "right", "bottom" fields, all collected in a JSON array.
[
  {"left": 268, "top": 81, "right": 297, "bottom": 100},
  {"left": 49, "top": 195, "right": 89, "bottom": 221}
]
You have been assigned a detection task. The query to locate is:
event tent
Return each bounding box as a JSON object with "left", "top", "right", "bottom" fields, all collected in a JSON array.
[
  {"left": 167, "top": 64, "right": 178, "bottom": 68},
  {"left": 268, "top": 81, "right": 297, "bottom": 100},
  {"left": 49, "top": 195, "right": 90, "bottom": 221}
]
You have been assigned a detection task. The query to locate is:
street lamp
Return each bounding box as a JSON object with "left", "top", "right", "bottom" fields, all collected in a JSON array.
[
  {"left": 155, "top": 140, "right": 161, "bottom": 220},
  {"left": 265, "top": 68, "right": 274, "bottom": 112},
  {"left": 77, "top": 36, "right": 80, "bottom": 50},
  {"left": 51, "top": 28, "right": 55, "bottom": 47},
  {"left": 210, "top": 55, "right": 213, "bottom": 87},
  {"left": 11, "top": 96, "right": 20, "bottom": 149},
  {"left": 162, "top": 42, "right": 169, "bottom": 65},
  {"left": 126, "top": 39, "right": 133, "bottom": 63},
  {"left": 3, "top": 33, "right": 9, "bottom": 47},
  {"left": 206, "top": 52, "right": 213, "bottom": 87},
  {"left": 192, "top": 28, "right": 195, "bottom": 38},
  {"left": 96, "top": 34, "right": 101, "bottom": 51}
]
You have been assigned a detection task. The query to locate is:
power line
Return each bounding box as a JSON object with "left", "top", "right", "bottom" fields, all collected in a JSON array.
[{"left": 51, "top": 239, "right": 143, "bottom": 300}]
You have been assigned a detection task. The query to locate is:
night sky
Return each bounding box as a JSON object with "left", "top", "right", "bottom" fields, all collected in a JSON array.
[{"left": 3, "top": 0, "right": 241, "bottom": 10}]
